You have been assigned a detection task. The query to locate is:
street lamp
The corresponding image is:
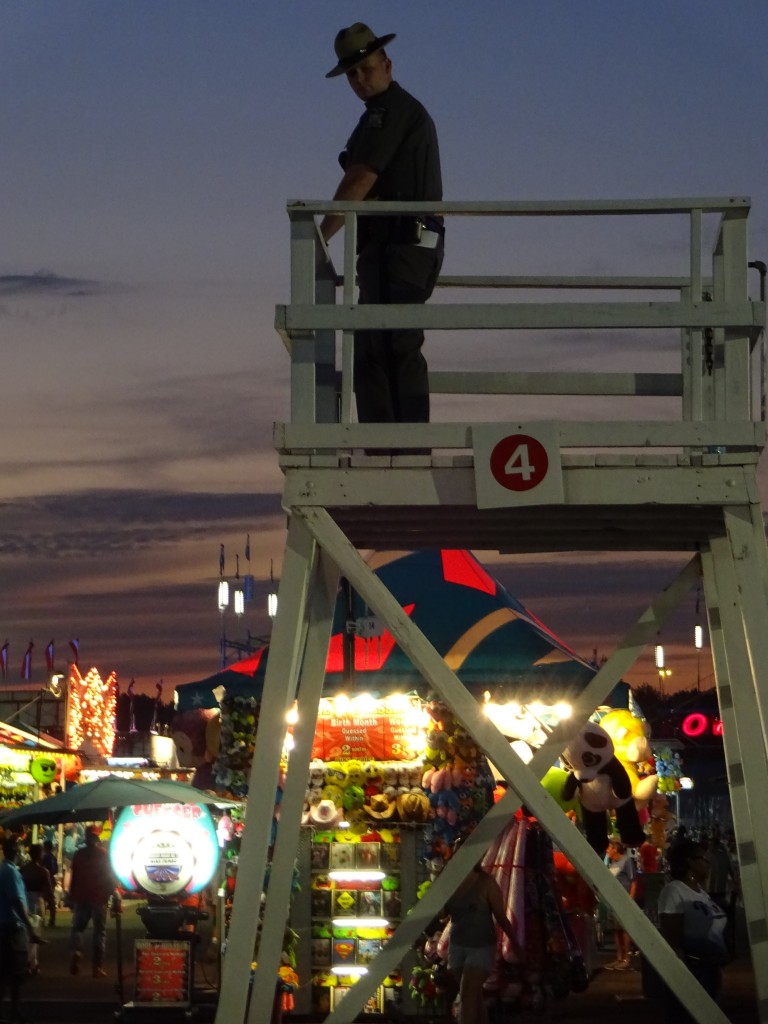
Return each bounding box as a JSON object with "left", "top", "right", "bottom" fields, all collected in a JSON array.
[
  {"left": 268, "top": 560, "right": 278, "bottom": 619},
  {"left": 654, "top": 643, "right": 665, "bottom": 670}
]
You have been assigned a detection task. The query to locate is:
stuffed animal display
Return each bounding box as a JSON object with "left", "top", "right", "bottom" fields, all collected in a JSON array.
[
  {"left": 560, "top": 722, "right": 646, "bottom": 853},
  {"left": 598, "top": 709, "right": 658, "bottom": 809}
]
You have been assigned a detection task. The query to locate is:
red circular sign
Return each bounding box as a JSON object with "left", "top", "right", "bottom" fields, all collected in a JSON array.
[{"left": 489, "top": 434, "right": 549, "bottom": 492}]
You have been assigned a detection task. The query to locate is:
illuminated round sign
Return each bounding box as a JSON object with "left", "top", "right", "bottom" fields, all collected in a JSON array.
[
  {"left": 681, "top": 713, "right": 724, "bottom": 738},
  {"left": 110, "top": 803, "right": 219, "bottom": 897},
  {"left": 489, "top": 434, "right": 549, "bottom": 492}
]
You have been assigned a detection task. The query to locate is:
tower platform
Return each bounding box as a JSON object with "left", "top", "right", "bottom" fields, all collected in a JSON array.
[{"left": 218, "top": 197, "right": 768, "bottom": 1024}]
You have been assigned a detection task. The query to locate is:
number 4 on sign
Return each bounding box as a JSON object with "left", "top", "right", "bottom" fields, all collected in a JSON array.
[
  {"left": 489, "top": 433, "right": 549, "bottom": 493},
  {"left": 504, "top": 443, "right": 535, "bottom": 481},
  {"left": 472, "top": 424, "right": 563, "bottom": 509}
]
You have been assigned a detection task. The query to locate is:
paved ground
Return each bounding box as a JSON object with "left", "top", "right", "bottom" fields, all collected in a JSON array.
[{"left": 5, "top": 905, "right": 759, "bottom": 1023}]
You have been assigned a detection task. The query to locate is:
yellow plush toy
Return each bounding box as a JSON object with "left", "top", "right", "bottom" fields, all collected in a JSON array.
[{"left": 599, "top": 709, "right": 658, "bottom": 809}]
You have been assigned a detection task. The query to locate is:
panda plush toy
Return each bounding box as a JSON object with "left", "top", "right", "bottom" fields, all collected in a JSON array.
[{"left": 560, "top": 721, "right": 646, "bottom": 854}]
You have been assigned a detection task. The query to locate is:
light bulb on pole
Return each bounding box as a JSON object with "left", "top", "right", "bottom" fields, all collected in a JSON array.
[{"left": 268, "top": 559, "right": 278, "bottom": 619}]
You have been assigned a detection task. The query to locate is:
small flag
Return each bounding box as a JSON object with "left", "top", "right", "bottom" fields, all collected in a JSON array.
[
  {"left": 21, "top": 640, "right": 33, "bottom": 680},
  {"left": 45, "top": 640, "right": 55, "bottom": 673},
  {"left": 235, "top": 554, "right": 240, "bottom": 579},
  {"left": 128, "top": 678, "right": 137, "bottom": 733},
  {"left": 69, "top": 638, "right": 79, "bottom": 665},
  {"left": 245, "top": 533, "right": 251, "bottom": 562},
  {"left": 1, "top": 641, "right": 8, "bottom": 679},
  {"left": 150, "top": 680, "right": 163, "bottom": 733},
  {"left": 219, "top": 543, "right": 225, "bottom": 576}
]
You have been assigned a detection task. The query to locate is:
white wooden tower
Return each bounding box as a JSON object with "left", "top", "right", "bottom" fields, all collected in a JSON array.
[{"left": 216, "top": 198, "right": 767, "bottom": 1024}]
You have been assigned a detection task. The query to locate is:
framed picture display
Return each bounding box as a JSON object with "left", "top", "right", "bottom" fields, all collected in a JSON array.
[
  {"left": 332, "top": 889, "right": 358, "bottom": 917},
  {"left": 356, "top": 938, "right": 382, "bottom": 965},
  {"left": 310, "top": 843, "right": 330, "bottom": 871},
  {"left": 361, "top": 987, "right": 383, "bottom": 1014},
  {"left": 311, "top": 937, "right": 331, "bottom": 967},
  {"left": 355, "top": 842, "right": 380, "bottom": 869},
  {"left": 380, "top": 843, "right": 400, "bottom": 869},
  {"left": 332, "top": 938, "right": 357, "bottom": 968},
  {"left": 356, "top": 889, "right": 382, "bottom": 917},
  {"left": 382, "top": 889, "right": 401, "bottom": 919},
  {"left": 312, "top": 986, "right": 331, "bottom": 1016},
  {"left": 311, "top": 889, "right": 332, "bottom": 919},
  {"left": 330, "top": 844, "right": 356, "bottom": 871}
]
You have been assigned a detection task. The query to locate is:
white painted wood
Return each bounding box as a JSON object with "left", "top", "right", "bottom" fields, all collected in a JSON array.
[
  {"left": 214, "top": 518, "right": 318, "bottom": 1024},
  {"left": 279, "top": 464, "right": 754, "bottom": 510},
  {"left": 246, "top": 552, "right": 340, "bottom": 1024},
  {"left": 298, "top": 509, "right": 728, "bottom": 1024},
  {"left": 288, "top": 196, "right": 749, "bottom": 216},
  {"left": 723, "top": 508, "right": 768, "bottom": 747},
  {"left": 274, "top": 420, "right": 765, "bottom": 452},
  {"left": 264, "top": 195, "right": 768, "bottom": 1023},
  {"left": 702, "top": 540, "right": 768, "bottom": 1022},
  {"left": 278, "top": 299, "right": 763, "bottom": 333}
]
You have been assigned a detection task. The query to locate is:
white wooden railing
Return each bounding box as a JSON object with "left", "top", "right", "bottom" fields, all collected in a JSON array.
[{"left": 275, "top": 197, "right": 765, "bottom": 456}]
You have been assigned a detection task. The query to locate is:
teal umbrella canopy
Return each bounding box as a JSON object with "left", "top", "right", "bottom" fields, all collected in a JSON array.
[
  {"left": 0, "top": 775, "right": 236, "bottom": 827},
  {"left": 175, "top": 550, "right": 602, "bottom": 710}
]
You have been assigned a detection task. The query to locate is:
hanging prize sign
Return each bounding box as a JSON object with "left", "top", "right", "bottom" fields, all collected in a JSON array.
[
  {"left": 472, "top": 423, "right": 564, "bottom": 509},
  {"left": 110, "top": 803, "right": 219, "bottom": 897}
]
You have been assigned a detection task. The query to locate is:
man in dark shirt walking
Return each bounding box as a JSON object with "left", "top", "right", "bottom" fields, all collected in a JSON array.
[
  {"left": 68, "top": 827, "right": 117, "bottom": 978},
  {"left": 322, "top": 22, "right": 444, "bottom": 426}
]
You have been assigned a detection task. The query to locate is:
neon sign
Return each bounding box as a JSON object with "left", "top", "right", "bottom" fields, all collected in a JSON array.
[
  {"left": 681, "top": 713, "right": 723, "bottom": 738},
  {"left": 110, "top": 803, "right": 218, "bottom": 896}
]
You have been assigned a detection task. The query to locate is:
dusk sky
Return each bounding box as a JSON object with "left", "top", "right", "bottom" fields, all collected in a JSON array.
[{"left": 3, "top": 2, "right": 768, "bottom": 699}]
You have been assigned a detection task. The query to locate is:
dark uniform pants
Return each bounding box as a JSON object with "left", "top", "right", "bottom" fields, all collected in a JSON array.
[{"left": 354, "top": 240, "right": 443, "bottom": 423}]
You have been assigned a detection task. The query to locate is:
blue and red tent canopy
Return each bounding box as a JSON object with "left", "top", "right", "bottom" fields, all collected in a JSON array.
[{"left": 175, "top": 550, "right": 607, "bottom": 711}]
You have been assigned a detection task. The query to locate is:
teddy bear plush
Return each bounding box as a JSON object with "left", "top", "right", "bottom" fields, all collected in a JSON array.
[
  {"left": 598, "top": 709, "right": 658, "bottom": 809},
  {"left": 561, "top": 721, "right": 646, "bottom": 853}
]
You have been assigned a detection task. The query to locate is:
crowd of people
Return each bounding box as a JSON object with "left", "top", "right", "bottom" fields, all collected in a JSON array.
[
  {"left": 599, "top": 823, "right": 739, "bottom": 1023},
  {"left": 0, "top": 824, "right": 119, "bottom": 1024}
]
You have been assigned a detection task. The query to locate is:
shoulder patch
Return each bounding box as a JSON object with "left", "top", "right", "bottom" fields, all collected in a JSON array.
[{"left": 366, "top": 107, "right": 386, "bottom": 129}]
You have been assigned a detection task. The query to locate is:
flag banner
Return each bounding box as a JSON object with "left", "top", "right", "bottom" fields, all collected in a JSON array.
[
  {"left": 21, "top": 641, "right": 33, "bottom": 680},
  {"left": 69, "top": 638, "right": 79, "bottom": 665},
  {"left": 45, "top": 640, "right": 55, "bottom": 673},
  {"left": 219, "top": 543, "right": 225, "bottom": 576},
  {"left": 245, "top": 533, "right": 251, "bottom": 562},
  {"left": 1, "top": 641, "right": 8, "bottom": 679}
]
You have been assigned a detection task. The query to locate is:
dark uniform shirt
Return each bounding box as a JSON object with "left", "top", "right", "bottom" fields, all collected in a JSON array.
[{"left": 341, "top": 81, "right": 442, "bottom": 246}]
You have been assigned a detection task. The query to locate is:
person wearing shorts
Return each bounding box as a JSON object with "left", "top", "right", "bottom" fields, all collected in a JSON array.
[{"left": 445, "top": 853, "right": 523, "bottom": 1024}]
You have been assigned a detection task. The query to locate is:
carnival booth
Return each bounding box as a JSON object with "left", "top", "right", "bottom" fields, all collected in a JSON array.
[
  {"left": 0, "top": 720, "right": 80, "bottom": 814},
  {"left": 174, "top": 550, "right": 664, "bottom": 1019}
]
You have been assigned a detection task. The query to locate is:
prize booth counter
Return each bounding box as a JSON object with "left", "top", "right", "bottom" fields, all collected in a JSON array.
[
  {"left": 213, "top": 691, "right": 655, "bottom": 1019},
  {"left": 0, "top": 724, "right": 80, "bottom": 814}
]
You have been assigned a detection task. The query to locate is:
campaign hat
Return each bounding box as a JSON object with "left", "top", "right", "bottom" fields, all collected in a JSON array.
[{"left": 326, "top": 23, "right": 396, "bottom": 78}]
